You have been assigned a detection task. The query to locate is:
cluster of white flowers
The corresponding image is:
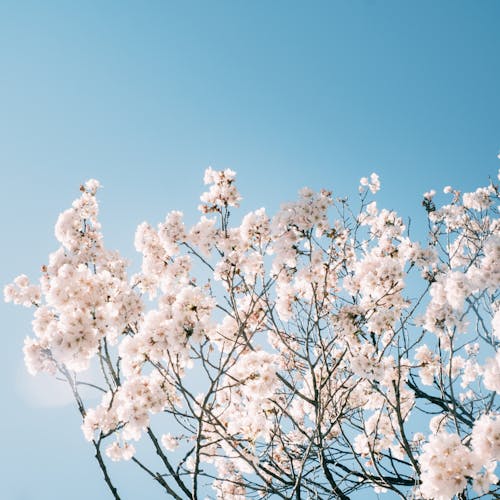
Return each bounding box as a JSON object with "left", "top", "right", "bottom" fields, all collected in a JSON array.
[
  {"left": 414, "top": 345, "right": 440, "bottom": 385},
  {"left": 462, "top": 185, "right": 495, "bottom": 211},
  {"left": 418, "top": 413, "right": 500, "bottom": 498},
  {"left": 199, "top": 167, "right": 242, "bottom": 212},
  {"left": 105, "top": 440, "right": 135, "bottom": 462},
  {"left": 4, "top": 274, "right": 40, "bottom": 307},
  {"left": 6, "top": 180, "right": 143, "bottom": 375},
  {"left": 418, "top": 432, "right": 480, "bottom": 499},
  {"left": 214, "top": 350, "right": 280, "bottom": 444},
  {"left": 359, "top": 172, "right": 381, "bottom": 194},
  {"left": 161, "top": 433, "right": 178, "bottom": 452}
]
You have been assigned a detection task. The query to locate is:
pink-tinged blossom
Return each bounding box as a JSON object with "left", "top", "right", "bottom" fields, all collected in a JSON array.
[
  {"left": 212, "top": 475, "right": 246, "bottom": 500},
  {"left": 84, "top": 178, "right": 101, "bottom": 194},
  {"left": 4, "top": 274, "right": 41, "bottom": 307},
  {"left": 468, "top": 414, "right": 500, "bottom": 495},
  {"left": 418, "top": 432, "right": 480, "bottom": 500},
  {"left": 81, "top": 391, "right": 120, "bottom": 442},
  {"left": 161, "top": 433, "right": 179, "bottom": 452},
  {"left": 463, "top": 186, "right": 495, "bottom": 211},
  {"left": 359, "top": 172, "right": 381, "bottom": 194},
  {"left": 23, "top": 337, "right": 57, "bottom": 375},
  {"left": 483, "top": 352, "right": 500, "bottom": 392},
  {"left": 240, "top": 207, "right": 270, "bottom": 246},
  {"left": 105, "top": 440, "right": 135, "bottom": 462},
  {"left": 461, "top": 358, "right": 481, "bottom": 388},
  {"left": 473, "top": 461, "right": 499, "bottom": 495},
  {"left": 493, "top": 307, "right": 500, "bottom": 340},
  {"left": 414, "top": 345, "right": 439, "bottom": 386},
  {"left": 423, "top": 189, "right": 436, "bottom": 200},
  {"left": 199, "top": 167, "right": 242, "bottom": 212},
  {"left": 471, "top": 413, "right": 500, "bottom": 462},
  {"left": 188, "top": 216, "right": 217, "bottom": 256}
]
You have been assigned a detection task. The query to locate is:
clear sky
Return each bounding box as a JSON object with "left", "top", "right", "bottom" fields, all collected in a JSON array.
[{"left": 1, "top": 1, "right": 499, "bottom": 499}]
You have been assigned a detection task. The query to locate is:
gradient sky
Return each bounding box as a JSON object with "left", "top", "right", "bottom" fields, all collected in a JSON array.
[{"left": 1, "top": 1, "right": 499, "bottom": 499}]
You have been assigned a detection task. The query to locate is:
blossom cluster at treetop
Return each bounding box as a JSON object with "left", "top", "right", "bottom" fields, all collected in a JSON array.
[{"left": 5, "top": 167, "right": 500, "bottom": 499}]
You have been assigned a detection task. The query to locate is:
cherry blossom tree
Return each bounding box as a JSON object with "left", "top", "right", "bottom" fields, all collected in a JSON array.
[{"left": 5, "top": 168, "right": 500, "bottom": 499}]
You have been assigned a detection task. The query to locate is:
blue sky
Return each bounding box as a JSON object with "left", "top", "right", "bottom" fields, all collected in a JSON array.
[{"left": 1, "top": 1, "right": 499, "bottom": 498}]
